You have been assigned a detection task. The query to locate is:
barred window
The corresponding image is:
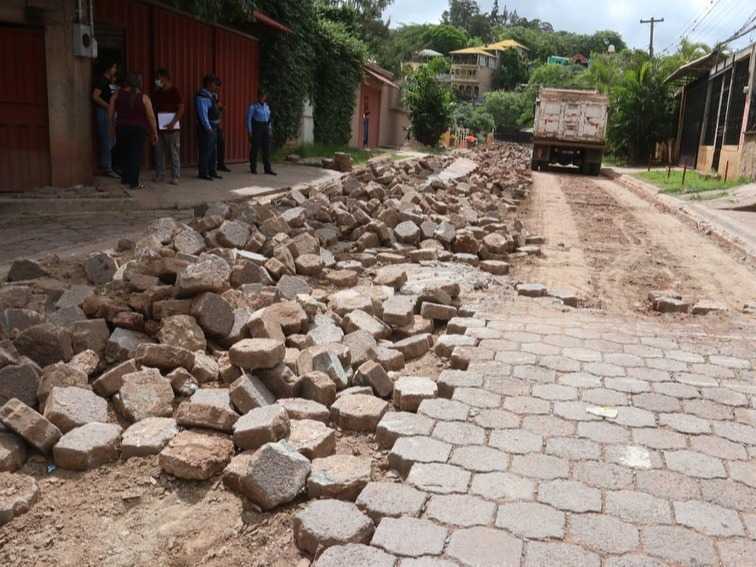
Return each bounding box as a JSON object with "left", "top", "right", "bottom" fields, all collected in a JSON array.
[{"left": 725, "top": 58, "right": 750, "bottom": 144}]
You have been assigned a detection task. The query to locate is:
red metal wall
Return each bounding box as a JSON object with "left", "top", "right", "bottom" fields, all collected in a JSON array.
[
  {"left": 215, "top": 29, "right": 260, "bottom": 162},
  {"left": 153, "top": 7, "right": 214, "bottom": 166},
  {"left": 95, "top": 0, "right": 260, "bottom": 166},
  {"left": 0, "top": 26, "right": 50, "bottom": 191}
]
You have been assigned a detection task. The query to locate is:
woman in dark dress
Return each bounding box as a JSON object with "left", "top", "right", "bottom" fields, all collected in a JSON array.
[{"left": 108, "top": 73, "right": 158, "bottom": 189}]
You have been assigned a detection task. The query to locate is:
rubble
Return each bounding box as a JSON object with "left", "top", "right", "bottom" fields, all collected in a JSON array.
[
  {"left": 0, "top": 144, "right": 534, "bottom": 524},
  {"left": 0, "top": 473, "right": 39, "bottom": 526},
  {"left": 53, "top": 422, "right": 122, "bottom": 470},
  {"left": 226, "top": 441, "right": 311, "bottom": 510},
  {"left": 159, "top": 430, "right": 235, "bottom": 480},
  {"left": 308, "top": 454, "right": 372, "bottom": 500},
  {"left": 121, "top": 417, "right": 179, "bottom": 458}
]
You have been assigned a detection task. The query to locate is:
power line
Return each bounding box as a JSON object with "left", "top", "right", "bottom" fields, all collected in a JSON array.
[{"left": 660, "top": 0, "right": 723, "bottom": 54}]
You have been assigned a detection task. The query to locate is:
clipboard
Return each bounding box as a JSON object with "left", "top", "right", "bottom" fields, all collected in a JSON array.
[{"left": 158, "top": 113, "right": 180, "bottom": 130}]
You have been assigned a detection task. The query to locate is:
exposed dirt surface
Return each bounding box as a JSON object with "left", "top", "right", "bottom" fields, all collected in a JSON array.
[
  {"left": 518, "top": 169, "right": 756, "bottom": 315},
  {"left": 0, "top": 432, "right": 393, "bottom": 567}
]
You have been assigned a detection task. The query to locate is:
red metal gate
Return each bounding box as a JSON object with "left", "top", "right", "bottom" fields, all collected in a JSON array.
[{"left": 0, "top": 26, "right": 50, "bottom": 191}]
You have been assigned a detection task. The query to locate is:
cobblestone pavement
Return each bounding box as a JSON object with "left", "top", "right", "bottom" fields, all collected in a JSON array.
[{"left": 339, "top": 302, "right": 756, "bottom": 567}]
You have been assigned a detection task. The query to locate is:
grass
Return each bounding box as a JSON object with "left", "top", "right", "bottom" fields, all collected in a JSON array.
[
  {"left": 273, "top": 143, "right": 375, "bottom": 164},
  {"left": 635, "top": 170, "right": 748, "bottom": 195}
]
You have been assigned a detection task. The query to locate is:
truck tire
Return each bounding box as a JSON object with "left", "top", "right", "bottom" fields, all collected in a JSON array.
[{"left": 590, "top": 163, "right": 601, "bottom": 176}]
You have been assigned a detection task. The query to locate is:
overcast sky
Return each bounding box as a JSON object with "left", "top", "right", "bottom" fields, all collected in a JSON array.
[{"left": 384, "top": 0, "right": 754, "bottom": 53}]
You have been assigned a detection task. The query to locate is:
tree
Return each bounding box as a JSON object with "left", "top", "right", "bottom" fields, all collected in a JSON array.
[
  {"left": 468, "top": 14, "right": 494, "bottom": 43},
  {"left": 483, "top": 90, "right": 531, "bottom": 130},
  {"left": 165, "top": 0, "right": 256, "bottom": 23},
  {"left": 426, "top": 25, "right": 469, "bottom": 54},
  {"left": 493, "top": 48, "right": 528, "bottom": 90},
  {"left": 453, "top": 102, "right": 495, "bottom": 135},
  {"left": 608, "top": 60, "right": 676, "bottom": 163},
  {"left": 404, "top": 64, "right": 454, "bottom": 146},
  {"left": 442, "top": 0, "right": 480, "bottom": 31}
]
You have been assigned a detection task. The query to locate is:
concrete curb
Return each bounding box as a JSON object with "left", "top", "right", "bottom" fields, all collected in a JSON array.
[{"left": 610, "top": 171, "right": 756, "bottom": 266}]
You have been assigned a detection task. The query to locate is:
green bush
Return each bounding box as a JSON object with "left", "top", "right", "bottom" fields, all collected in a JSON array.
[
  {"left": 483, "top": 90, "right": 531, "bottom": 131},
  {"left": 404, "top": 65, "right": 454, "bottom": 146},
  {"left": 313, "top": 20, "right": 367, "bottom": 145}
]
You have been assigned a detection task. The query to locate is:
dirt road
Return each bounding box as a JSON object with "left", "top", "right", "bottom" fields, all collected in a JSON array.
[{"left": 518, "top": 170, "right": 756, "bottom": 314}]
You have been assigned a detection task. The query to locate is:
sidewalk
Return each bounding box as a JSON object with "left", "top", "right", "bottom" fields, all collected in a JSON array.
[{"left": 0, "top": 162, "right": 341, "bottom": 215}]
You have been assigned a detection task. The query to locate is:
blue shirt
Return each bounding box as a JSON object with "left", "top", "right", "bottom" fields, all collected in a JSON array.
[
  {"left": 195, "top": 88, "right": 214, "bottom": 131},
  {"left": 246, "top": 102, "right": 271, "bottom": 134}
]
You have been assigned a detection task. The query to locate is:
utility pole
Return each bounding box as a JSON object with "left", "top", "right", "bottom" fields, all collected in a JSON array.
[{"left": 640, "top": 17, "right": 664, "bottom": 57}]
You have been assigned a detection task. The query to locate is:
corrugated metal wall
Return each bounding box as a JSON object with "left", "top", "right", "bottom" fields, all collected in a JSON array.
[
  {"left": 215, "top": 29, "right": 259, "bottom": 162},
  {"left": 153, "top": 8, "right": 214, "bottom": 166},
  {"left": 95, "top": 0, "right": 260, "bottom": 166},
  {"left": 0, "top": 26, "right": 50, "bottom": 191}
]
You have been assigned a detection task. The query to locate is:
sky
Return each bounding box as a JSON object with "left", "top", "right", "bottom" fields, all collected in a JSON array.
[{"left": 384, "top": 0, "right": 755, "bottom": 54}]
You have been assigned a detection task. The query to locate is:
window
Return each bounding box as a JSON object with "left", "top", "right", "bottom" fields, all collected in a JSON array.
[
  {"left": 703, "top": 74, "right": 723, "bottom": 146},
  {"left": 725, "top": 58, "right": 749, "bottom": 145}
]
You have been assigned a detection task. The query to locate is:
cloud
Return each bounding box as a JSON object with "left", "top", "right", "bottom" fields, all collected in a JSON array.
[{"left": 385, "top": 0, "right": 746, "bottom": 52}]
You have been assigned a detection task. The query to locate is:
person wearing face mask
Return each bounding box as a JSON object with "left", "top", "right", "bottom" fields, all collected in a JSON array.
[{"left": 151, "top": 68, "right": 184, "bottom": 185}]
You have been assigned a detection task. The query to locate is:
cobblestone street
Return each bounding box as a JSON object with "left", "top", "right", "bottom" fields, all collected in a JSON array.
[{"left": 359, "top": 300, "right": 756, "bottom": 566}]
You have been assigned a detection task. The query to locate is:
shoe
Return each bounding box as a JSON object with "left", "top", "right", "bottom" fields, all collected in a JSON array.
[
  {"left": 198, "top": 175, "right": 214, "bottom": 181},
  {"left": 218, "top": 166, "right": 231, "bottom": 172},
  {"left": 211, "top": 174, "right": 223, "bottom": 180},
  {"left": 152, "top": 174, "right": 165, "bottom": 183},
  {"left": 105, "top": 170, "right": 120, "bottom": 179},
  {"left": 169, "top": 178, "right": 179, "bottom": 186},
  {"left": 250, "top": 170, "right": 258, "bottom": 175},
  {"left": 265, "top": 170, "right": 277, "bottom": 176}
]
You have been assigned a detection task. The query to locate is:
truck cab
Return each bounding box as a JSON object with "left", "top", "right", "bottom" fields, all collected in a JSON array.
[{"left": 531, "top": 88, "right": 609, "bottom": 176}]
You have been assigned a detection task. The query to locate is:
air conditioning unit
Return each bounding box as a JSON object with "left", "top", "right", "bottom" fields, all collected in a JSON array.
[{"left": 73, "top": 23, "right": 98, "bottom": 58}]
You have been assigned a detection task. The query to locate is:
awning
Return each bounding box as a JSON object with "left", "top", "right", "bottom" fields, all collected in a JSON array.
[
  {"left": 449, "top": 47, "right": 495, "bottom": 56},
  {"left": 365, "top": 67, "right": 400, "bottom": 90},
  {"left": 253, "top": 10, "right": 292, "bottom": 34},
  {"left": 665, "top": 51, "right": 722, "bottom": 84}
]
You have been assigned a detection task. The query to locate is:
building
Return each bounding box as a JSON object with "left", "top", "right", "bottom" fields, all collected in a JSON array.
[
  {"left": 449, "top": 39, "right": 527, "bottom": 99},
  {"left": 0, "top": 0, "right": 287, "bottom": 192},
  {"left": 670, "top": 43, "right": 756, "bottom": 180},
  {"left": 350, "top": 64, "right": 409, "bottom": 149},
  {"left": 296, "top": 63, "right": 409, "bottom": 150},
  {"left": 402, "top": 48, "right": 444, "bottom": 73}
]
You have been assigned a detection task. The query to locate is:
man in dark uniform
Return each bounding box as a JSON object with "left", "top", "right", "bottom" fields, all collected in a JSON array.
[
  {"left": 195, "top": 74, "right": 222, "bottom": 181},
  {"left": 245, "top": 90, "right": 276, "bottom": 175}
]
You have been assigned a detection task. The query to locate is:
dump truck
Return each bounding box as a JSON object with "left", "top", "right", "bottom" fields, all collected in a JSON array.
[{"left": 531, "top": 88, "right": 609, "bottom": 175}]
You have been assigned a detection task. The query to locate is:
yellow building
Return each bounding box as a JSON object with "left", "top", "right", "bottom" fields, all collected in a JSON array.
[{"left": 450, "top": 40, "right": 527, "bottom": 99}]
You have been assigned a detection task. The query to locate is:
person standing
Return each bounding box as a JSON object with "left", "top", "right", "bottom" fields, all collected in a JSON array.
[
  {"left": 92, "top": 60, "right": 120, "bottom": 178},
  {"left": 246, "top": 90, "right": 276, "bottom": 175},
  {"left": 151, "top": 68, "right": 184, "bottom": 185},
  {"left": 108, "top": 73, "right": 158, "bottom": 190},
  {"left": 362, "top": 110, "right": 370, "bottom": 147},
  {"left": 196, "top": 75, "right": 221, "bottom": 181},
  {"left": 213, "top": 78, "right": 231, "bottom": 172}
]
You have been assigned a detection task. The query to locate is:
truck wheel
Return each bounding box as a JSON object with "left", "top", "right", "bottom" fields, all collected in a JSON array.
[{"left": 590, "top": 163, "right": 602, "bottom": 176}]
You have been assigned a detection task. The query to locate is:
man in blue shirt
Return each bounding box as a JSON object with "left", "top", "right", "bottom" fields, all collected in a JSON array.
[
  {"left": 195, "top": 74, "right": 221, "bottom": 181},
  {"left": 246, "top": 90, "right": 276, "bottom": 175}
]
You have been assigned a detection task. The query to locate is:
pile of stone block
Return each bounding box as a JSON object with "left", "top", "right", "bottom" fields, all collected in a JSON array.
[{"left": 0, "top": 144, "right": 533, "bottom": 527}]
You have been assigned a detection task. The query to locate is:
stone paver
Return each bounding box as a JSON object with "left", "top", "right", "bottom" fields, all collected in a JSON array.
[
  {"left": 371, "top": 517, "right": 447, "bottom": 558},
  {"left": 446, "top": 527, "right": 522, "bottom": 567}
]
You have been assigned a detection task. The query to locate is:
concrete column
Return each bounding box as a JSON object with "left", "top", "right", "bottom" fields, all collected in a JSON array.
[{"left": 45, "top": 0, "right": 94, "bottom": 187}]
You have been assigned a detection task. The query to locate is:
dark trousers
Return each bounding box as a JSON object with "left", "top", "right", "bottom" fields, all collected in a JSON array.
[
  {"left": 216, "top": 124, "right": 226, "bottom": 168},
  {"left": 250, "top": 121, "right": 272, "bottom": 173},
  {"left": 198, "top": 127, "right": 217, "bottom": 178},
  {"left": 117, "top": 125, "right": 146, "bottom": 188}
]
